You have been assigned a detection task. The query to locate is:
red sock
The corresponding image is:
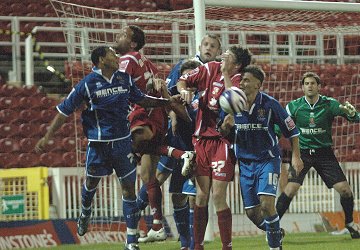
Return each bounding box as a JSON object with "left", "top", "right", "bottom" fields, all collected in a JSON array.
[
  {"left": 146, "top": 178, "right": 163, "bottom": 231},
  {"left": 157, "top": 145, "right": 184, "bottom": 159},
  {"left": 217, "top": 208, "right": 232, "bottom": 250},
  {"left": 194, "top": 205, "right": 208, "bottom": 250}
]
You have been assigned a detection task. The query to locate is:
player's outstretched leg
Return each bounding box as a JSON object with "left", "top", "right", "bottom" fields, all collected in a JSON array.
[{"left": 77, "top": 178, "right": 99, "bottom": 236}]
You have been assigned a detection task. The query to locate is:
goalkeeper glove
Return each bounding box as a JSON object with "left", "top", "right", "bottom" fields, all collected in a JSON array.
[{"left": 339, "top": 101, "right": 357, "bottom": 117}]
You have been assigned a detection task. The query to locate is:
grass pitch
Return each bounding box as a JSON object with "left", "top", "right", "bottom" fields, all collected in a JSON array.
[{"left": 36, "top": 232, "right": 360, "bottom": 250}]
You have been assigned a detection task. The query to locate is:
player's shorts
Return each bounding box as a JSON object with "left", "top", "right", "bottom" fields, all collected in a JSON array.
[
  {"left": 288, "top": 147, "right": 347, "bottom": 188},
  {"left": 182, "top": 178, "right": 196, "bottom": 196},
  {"left": 85, "top": 137, "right": 136, "bottom": 183},
  {"left": 239, "top": 157, "right": 281, "bottom": 209},
  {"left": 193, "top": 137, "right": 235, "bottom": 182},
  {"left": 129, "top": 104, "right": 168, "bottom": 143}
]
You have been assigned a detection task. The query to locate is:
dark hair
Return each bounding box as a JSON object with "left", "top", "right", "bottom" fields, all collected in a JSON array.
[
  {"left": 91, "top": 46, "right": 109, "bottom": 66},
  {"left": 180, "top": 60, "right": 202, "bottom": 75},
  {"left": 242, "top": 65, "right": 266, "bottom": 84},
  {"left": 129, "top": 25, "right": 145, "bottom": 51},
  {"left": 229, "top": 46, "right": 252, "bottom": 72},
  {"left": 301, "top": 71, "right": 321, "bottom": 85},
  {"left": 202, "top": 34, "right": 222, "bottom": 49}
]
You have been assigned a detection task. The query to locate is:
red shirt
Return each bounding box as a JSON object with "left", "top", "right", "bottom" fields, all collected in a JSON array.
[
  {"left": 180, "top": 61, "right": 241, "bottom": 137},
  {"left": 119, "top": 51, "right": 158, "bottom": 95}
]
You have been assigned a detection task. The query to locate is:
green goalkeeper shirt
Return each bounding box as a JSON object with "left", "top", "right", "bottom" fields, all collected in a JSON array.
[{"left": 286, "top": 95, "right": 360, "bottom": 149}]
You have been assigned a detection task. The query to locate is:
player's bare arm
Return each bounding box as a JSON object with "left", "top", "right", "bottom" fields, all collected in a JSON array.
[
  {"left": 137, "top": 94, "right": 182, "bottom": 108},
  {"left": 221, "top": 52, "right": 233, "bottom": 89},
  {"left": 35, "top": 113, "right": 67, "bottom": 153},
  {"left": 219, "top": 114, "right": 235, "bottom": 136},
  {"left": 290, "top": 136, "right": 304, "bottom": 176},
  {"left": 177, "top": 79, "right": 194, "bottom": 104}
]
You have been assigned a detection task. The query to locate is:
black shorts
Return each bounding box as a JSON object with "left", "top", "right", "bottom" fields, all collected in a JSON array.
[{"left": 288, "top": 147, "right": 347, "bottom": 188}]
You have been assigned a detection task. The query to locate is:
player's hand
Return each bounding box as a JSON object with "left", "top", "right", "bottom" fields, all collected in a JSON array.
[
  {"left": 291, "top": 155, "right": 304, "bottom": 177},
  {"left": 35, "top": 137, "right": 48, "bottom": 153},
  {"left": 169, "top": 94, "right": 183, "bottom": 107},
  {"left": 223, "top": 114, "right": 235, "bottom": 128},
  {"left": 339, "top": 101, "right": 356, "bottom": 117},
  {"left": 220, "top": 52, "right": 232, "bottom": 74},
  {"left": 154, "top": 78, "right": 167, "bottom": 95},
  {"left": 180, "top": 88, "right": 194, "bottom": 105}
]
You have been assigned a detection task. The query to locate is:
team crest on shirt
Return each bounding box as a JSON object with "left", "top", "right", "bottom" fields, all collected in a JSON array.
[
  {"left": 116, "top": 75, "right": 124, "bottom": 82},
  {"left": 309, "top": 112, "right": 316, "bottom": 127},
  {"left": 257, "top": 108, "right": 266, "bottom": 121},
  {"left": 285, "top": 116, "right": 296, "bottom": 131},
  {"left": 96, "top": 82, "right": 102, "bottom": 88},
  {"left": 209, "top": 97, "right": 217, "bottom": 107},
  {"left": 212, "top": 87, "right": 220, "bottom": 95},
  {"left": 119, "top": 60, "right": 129, "bottom": 71}
]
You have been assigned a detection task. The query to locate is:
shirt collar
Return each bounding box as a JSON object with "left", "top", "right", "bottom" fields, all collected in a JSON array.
[{"left": 92, "top": 66, "right": 112, "bottom": 83}]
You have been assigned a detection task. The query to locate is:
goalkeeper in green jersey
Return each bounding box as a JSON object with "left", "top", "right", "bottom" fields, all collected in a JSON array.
[{"left": 276, "top": 71, "right": 360, "bottom": 239}]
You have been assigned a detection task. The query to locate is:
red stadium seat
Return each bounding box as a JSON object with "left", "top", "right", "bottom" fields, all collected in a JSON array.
[
  {"left": 0, "top": 109, "right": 17, "bottom": 123},
  {"left": 0, "top": 97, "right": 19, "bottom": 110},
  {"left": 17, "top": 109, "right": 38, "bottom": 123},
  {"left": 18, "top": 96, "right": 42, "bottom": 109},
  {"left": 45, "top": 138, "right": 64, "bottom": 152},
  {"left": 61, "top": 137, "right": 77, "bottom": 151},
  {"left": 0, "top": 153, "right": 18, "bottom": 168},
  {"left": 0, "top": 138, "right": 19, "bottom": 153},
  {"left": 0, "top": 124, "right": 17, "bottom": 138},
  {"left": 40, "top": 96, "right": 58, "bottom": 109},
  {"left": 0, "top": 84, "right": 24, "bottom": 97},
  {"left": 40, "top": 109, "right": 57, "bottom": 123},
  {"left": 17, "top": 123, "right": 38, "bottom": 137},
  {"left": 58, "top": 122, "right": 76, "bottom": 137},
  {"left": 21, "top": 85, "right": 43, "bottom": 97},
  {"left": 38, "top": 123, "right": 50, "bottom": 135},
  {"left": 62, "top": 152, "right": 77, "bottom": 167},
  {"left": 17, "top": 153, "right": 40, "bottom": 167},
  {"left": 19, "top": 138, "right": 38, "bottom": 152},
  {"left": 39, "top": 152, "right": 63, "bottom": 167}
]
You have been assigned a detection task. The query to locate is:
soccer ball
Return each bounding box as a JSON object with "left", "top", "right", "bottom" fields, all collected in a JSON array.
[{"left": 219, "top": 86, "right": 247, "bottom": 114}]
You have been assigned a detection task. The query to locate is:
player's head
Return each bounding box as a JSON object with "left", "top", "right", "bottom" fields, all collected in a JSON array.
[
  {"left": 301, "top": 71, "right": 321, "bottom": 98},
  {"left": 228, "top": 45, "right": 253, "bottom": 73},
  {"left": 91, "top": 46, "right": 118, "bottom": 71},
  {"left": 198, "top": 34, "right": 222, "bottom": 63},
  {"left": 180, "top": 59, "right": 202, "bottom": 75},
  {"left": 115, "top": 25, "right": 145, "bottom": 55},
  {"left": 240, "top": 65, "right": 265, "bottom": 97}
]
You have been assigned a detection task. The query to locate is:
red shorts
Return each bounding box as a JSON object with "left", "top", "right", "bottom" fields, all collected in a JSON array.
[
  {"left": 193, "top": 137, "right": 235, "bottom": 181},
  {"left": 129, "top": 104, "right": 168, "bottom": 144}
]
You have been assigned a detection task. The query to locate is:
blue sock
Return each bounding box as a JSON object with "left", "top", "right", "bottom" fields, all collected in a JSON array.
[
  {"left": 265, "top": 214, "right": 281, "bottom": 248},
  {"left": 136, "top": 184, "right": 149, "bottom": 210},
  {"left": 81, "top": 183, "right": 96, "bottom": 216},
  {"left": 123, "top": 197, "right": 140, "bottom": 244},
  {"left": 189, "top": 208, "right": 194, "bottom": 250},
  {"left": 256, "top": 220, "right": 266, "bottom": 231},
  {"left": 174, "top": 204, "right": 190, "bottom": 248}
]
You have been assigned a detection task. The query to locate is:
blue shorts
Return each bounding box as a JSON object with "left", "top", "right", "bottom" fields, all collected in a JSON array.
[
  {"left": 239, "top": 157, "right": 281, "bottom": 209},
  {"left": 85, "top": 138, "right": 137, "bottom": 183},
  {"left": 157, "top": 156, "right": 177, "bottom": 173},
  {"left": 182, "top": 179, "right": 196, "bottom": 196}
]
